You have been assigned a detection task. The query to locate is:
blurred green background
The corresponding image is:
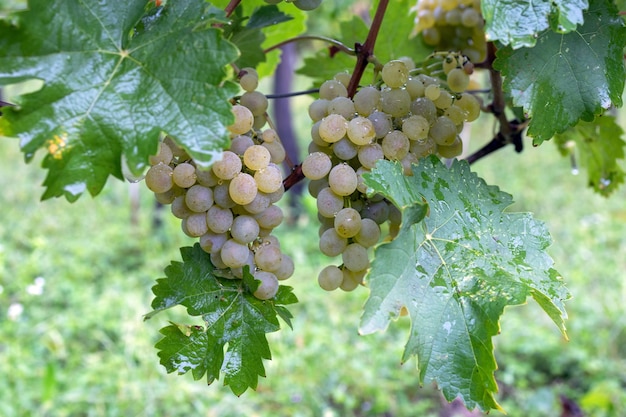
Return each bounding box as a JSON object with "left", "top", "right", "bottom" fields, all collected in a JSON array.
[{"left": 1, "top": 1, "right": 626, "bottom": 416}]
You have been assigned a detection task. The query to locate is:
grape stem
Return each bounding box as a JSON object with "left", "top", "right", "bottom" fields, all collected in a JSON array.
[
  {"left": 224, "top": 0, "right": 241, "bottom": 17},
  {"left": 346, "top": 0, "right": 389, "bottom": 98},
  {"left": 265, "top": 35, "right": 355, "bottom": 55},
  {"left": 465, "top": 42, "right": 526, "bottom": 164}
]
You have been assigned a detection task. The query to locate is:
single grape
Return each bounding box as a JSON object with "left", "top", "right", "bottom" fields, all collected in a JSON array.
[
  {"left": 182, "top": 212, "right": 209, "bottom": 237},
  {"left": 240, "top": 91, "right": 269, "bottom": 116},
  {"left": 411, "top": 97, "right": 438, "bottom": 125},
  {"left": 149, "top": 141, "right": 174, "bottom": 166},
  {"left": 334, "top": 207, "right": 362, "bottom": 238},
  {"left": 429, "top": 116, "right": 457, "bottom": 146},
  {"left": 319, "top": 79, "right": 348, "bottom": 100},
  {"left": 319, "top": 114, "right": 348, "bottom": 144},
  {"left": 199, "top": 231, "right": 228, "bottom": 254},
  {"left": 353, "top": 86, "right": 381, "bottom": 116},
  {"left": 380, "top": 88, "right": 411, "bottom": 118},
  {"left": 318, "top": 265, "right": 343, "bottom": 291},
  {"left": 145, "top": 163, "right": 173, "bottom": 193},
  {"left": 368, "top": 111, "right": 393, "bottom": 139},
  {"left": 230, "top": 135, "right": 255, "bottom": 156},
  {"left": 328, "top": 163, "right": 358, "bottom": 196},
  {"left": 332, "top": 137, "right": 358, "bottom": 160},
  {"left": 212, "top": 151, "right": 242, "bottom": 180},
  {"left": 340, "top": 268, "right": 364, "bottom": 291},
  {"left": 231, "top": 215, "right": 260, "bottom": 244},
  {"left": 229, "top": 172, "right": 258, "bottom": 205},
  {"left": 302, "top": 152, "right": 332, "bottom": 180},
  {"left": 228, "top": 104, "right": 254, "bottom": 135},
  {"left": 347, "top": 116, "right": 376, "bottom": 146},
  {"left": 185, "top": 184, "right": 214, "bottom": 212},
  {"left": 437, "top": 136, "right": 464, "bottom": 158},
  {"left": 319, "top": 228, "right": 348, "bottom": 257},
  {"left": 354, "top": 218, "right": 381, "bottom": 248},
  {"left": 342, "top": 243, "right": 370, "bottom": 272},
  {"left": 357, "top": 143, "right": 384, "bottom": 169},
  {"left": 255, "top": 244, "right": 282, "bottom": 272},
  {"left": 171, "top": 195, "right": 194, "bottom": 219},
  {"left": 446, "top": 67, "right": 470, "bottom": 93},
  {"left": 206, "top": 205, "right": 234, "bottom": 234},
  {"left": 328, "top": 96, "right": 356, "bottom": 119},
  {"left": 317, "top": 187, "right": 344, "bottom": 218},
  {"left": 309, "top": 99, "right": 329, "bottom": 121},
  {"left": 254, "top": 205, "right": 283, "bottom": 230},
  {"left": 213, "top": 182, "right": 236, "bottom": 209},
  {"left": 252, "top": 270, "right": 279, "bottom": 300},
  {"left": 243, "top": 191, "right": 271, "bottom": 214},
  {"left": 221, "top": 239, "right": 251, "bottom": 269},
  {"left": 262, "top": 140, "right": 287, "bottom": 164},
  {"left": 381, "top": 60, "right": 409, "bottom": 88},
  {"left": 274, "top": 254, "right": 295, "bottom": 281},
  {"left": 239, "top": 67, "right": 259, "bottom": 92},
  {"left": 254, "top": 164, "right": 283, "bottom": 194},
  {"left": 243, "top": 145, "right": 271, "bottom": 171},
  {"left": 402, "top": 115, "right": 430, "bottom": 141}
]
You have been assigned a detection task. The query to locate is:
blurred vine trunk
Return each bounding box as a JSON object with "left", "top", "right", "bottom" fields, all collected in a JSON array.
[{"left": 272, "top": 42, "right": 304, "bottom": 219}]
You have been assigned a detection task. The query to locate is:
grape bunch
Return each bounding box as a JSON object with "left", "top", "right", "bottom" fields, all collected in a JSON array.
[
  {"left": 263, "top": 0, "right": 323, "bottom": 11},
  {"left": 411, "top": 0, "right": 486, "bottom": 63},
  {"left": 144, "top": 68, "right": 293, "bottom": 300},
  {"left": 303, "top": 56, "right": 481, "bottom": 291}
]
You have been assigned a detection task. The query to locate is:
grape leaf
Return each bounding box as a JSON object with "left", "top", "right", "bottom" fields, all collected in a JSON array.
[
  {"left": 483, "top": 0, "right": 588, "bottom": 48},
  {"left": 360, "top": 157, "right": 569, "bottom": 412},
  {"left": 146, "top": 244, "right": 297, "bottom": 395},
  {"left": 554, "top": 115, "right": 625, "bottom": 196},
  {"left": 0, "top": 0, "right": 239, "bottom": 200},
  {"left": 494, "top": 0, "right": 626, "bottom": 144}
]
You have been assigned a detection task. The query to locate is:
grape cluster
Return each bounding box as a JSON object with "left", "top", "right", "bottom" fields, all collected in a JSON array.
[
  {"left": 411, "top": 0, "right": 486, "bottom": 63},
  {"left": 144, "top": 68, "right": 293, "bottom": 300},
  {"left": 304, "top": 56, "right": 481, "bottom": 291},
  {"left": 263, "top": 0, "right": 322, "bottom": 11}
]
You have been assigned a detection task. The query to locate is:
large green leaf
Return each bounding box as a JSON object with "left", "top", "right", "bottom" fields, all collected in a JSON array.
[
  {"left": 483, "top": 0, "right": 588, "bottom": 48},
  {"left": 360, "top": 157, "right": 569, "bottom": 412},
  {"left": 494, "top": 0, "right": 626, "bottom": 144},
  {"left": 147, "top": 244, "right": 297, "bottom": 396},
  {"left": 0, "top": 0, "right": 239, "bottom": 200},
  {"left": 554, "top": 115, "right": 626, "bottom": 196}
]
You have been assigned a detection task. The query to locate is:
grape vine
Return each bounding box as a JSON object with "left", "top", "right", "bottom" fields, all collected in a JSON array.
[{"left": 1, "top": 0, "right": 625, "bottom": 413}]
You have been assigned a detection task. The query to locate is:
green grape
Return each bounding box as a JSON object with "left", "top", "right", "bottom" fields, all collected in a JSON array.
[
  {"left": 230, "top": 135, "right": 255, "bottom": 156},
  {"left": 206, "top": 205, "right": 234, "bottom": 234},
  {"left": 182, "top": 212, "right": 209, "bottom": 237},
  {"left": 262, "top": 140, "right": 287, "bottom": 164},
  {"left": 319, "top": 113, "right": 348, "bottom": 143},
  {"left": 240, "top": 91, "right": 269, "bottom": 117},
  {"left": 411, "top": 97, "right": 438, "bottom": 125},
  {"left": 461, "top": 7, "right": 481, "bottom": 27},
  {"left": 422, "top": 27, "right": 441, "bottom": 45},
  {"left": 212, "top": 151, "right": 243, "bottom": 180},
  {"left": 243, "top": 144, "right": 271, "bottom": 171},
  {"left": 145, "top": 163, "right": 173, "bottom": 193},
  {"left": 354, "top": 218, "right": 381, "bottom": 248},
  {"left": 231, "top": 215, "right": 260, "bottom": 244},
  {"left": 254, "top": 205, "right": 283, "bottom": 230},
  {"left": 437, "top": 136, "right": 464, "bottom": 158},
  {"left": 347, "top": 116, "right": 376, "bottom": 145},
  {"left": 239, "top": 67, "right": 259, "bottom": 92},
  {"left": 433, "top": 89, "right": 454, "bottom": 110},
  {"left": 380, "top": 88, "right": 411, "bottom": 118},
  {"left": 429, "top": 116, "right": 457, "bottom": 146},
  {"left": 357, "top": 143, "right": 384, "bottom": 169},
  {"left": 252, "top": 271, "right": 279, "bottom": 300},
  {"left": 405, "top": 77, "right": 425, "bottom": 99},
  {"left": 361, "top": 200, "right": 390, "bottom": 224},
  {"left": 340, "top": 268, "right": 364, "bottom": 291},
  {"left": 149, "top": 141, "right": 173, "bottom": 166},
  {"left": 402, "top": 115, "right": 430, "bottom": 141},
  {"left": 229, "top": 173, "right": 258, "bottom": 205},
  {"left": 274, "top": 254, "right": 295, "bottom": 281},
  {"left": 328, "top": 163, "right": 358, "bottom": 196},
  {"left": 334, "top": 71, "right": 351, "bottom": 88},
  {"left": 328, "top": 96, "right": 356, "bottom": 119},
  {"left": 444, "top": 105, "right": 466, "bottom": 125},
  {"left": 185, "top": 184, "right": 214, "bottom": 212},
  {"left": 381, "top": 60, "right": 409, "bottom": 88},
  {"left": 309, "top": 99, "right": 329, "bottom": 121},
  {"left": 254, "top": 164, "right": 283, "bottom": 194},
  {"left": 302, "top": 152, "right": 332, "bottom": 180},
  {"left": 195, "top": 166, "right": 219, "bottom": 187},
  {"left": 221, "top": 239, "right": 252, "bottom": 269},
  {"left": 318, "top": 265, "right": 343, "bottom": 291},
  {"left": 243, "top": 191, "right": 271, "bottom": 214},
  {"left": 172, "top": 162, "right": 196, "bottom": 188},
  {"left": 382, "top": 130, "right": 410, "bottom": 160},
  {"left": 353, "top": 86, "right": 381, "bottom": 116},
  {"left": 425, "top": 84, "right": 441, "bottom": 101},
  {"left": 319, "top": 79, "right": 348, "bottom": 100},
  {"left": 255, "top": 244, "right": 283, "bottom": 272},
  {"left": 319, "top": 228, "right": 348, "bottom": 257},
  {"left": 171, "top": 195, "right": 194, "bottom": 219},
  {"left": 199, "top": 231, "right": 228, "bottom": 254},
  {"left": 317, "top": 187, "right": 344, "bottom": 218},
  {"left": 334, "top": 207, "right": 362, "bottom": 238},
  {"left": 293, "top": 0, "right": 322, "bottom": 11},
  {"left": 261, "top": 129, "right": 278, "bottom": 143},
  {"left": 410, "top": 137, "right": 438, "bottom": 158},
  {"left": 455, "top": 92, "right": 481, "bottom": 122},
  {"left": 447, "top": 67, "right": 470, "bottom": 93},
  {"left": 213, "top": 182, "right": 236, "bottom": 209},
  {"left": 368, "top": 111, "right": 393, "bottom": 139},
  {"left": 332, "top": 137, "right": 358, "bottom": 161},
  {"left": 228, "top": 104, "right": 254, "bottom": 135}
]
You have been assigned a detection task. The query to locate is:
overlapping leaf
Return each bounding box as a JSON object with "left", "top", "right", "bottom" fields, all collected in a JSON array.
[
  {"left": 494, "top": 0, "right": 626, "bottom": 144},
  {"left": 146, "top": 244, "right": 297, "bottom": 395},
  {"left": 554, "top": 115, "right": 626, "bottom": 196},
  {"left": 360, "top": 157, "right": 569, "bottom": 412},
  {"left": 0, "top": 0, "right": 239, "bottom": 200},
  {"left": 483, "top": 0, "right": 588, "bottom": 48}
]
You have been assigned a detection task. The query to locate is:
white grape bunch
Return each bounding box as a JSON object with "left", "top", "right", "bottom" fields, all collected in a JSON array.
[
  {"left": 145, "top": 67, "right": 293, "bottom": 300},
  {"left": 304, "top": 56, "right": 481, "bottom": 291},
  {"left": 411, "top": 0, "right": 486, "bottom": 63}
]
